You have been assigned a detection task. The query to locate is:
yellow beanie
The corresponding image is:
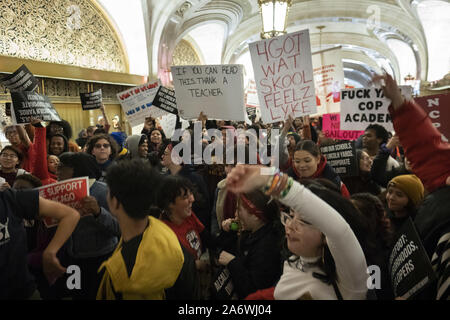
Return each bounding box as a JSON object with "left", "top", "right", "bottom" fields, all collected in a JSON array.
[{"left": 388, "top": 174, "right": 424, "bottom": 207}]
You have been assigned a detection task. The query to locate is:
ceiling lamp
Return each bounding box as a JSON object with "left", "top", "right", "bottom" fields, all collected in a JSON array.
[{"left": 258, "top": 0, "right": 292, "bottom": 39}]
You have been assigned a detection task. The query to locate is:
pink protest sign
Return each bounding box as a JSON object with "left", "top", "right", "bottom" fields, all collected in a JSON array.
[{"left": 322, "top": 113, "right": 364, "bottom": 140}]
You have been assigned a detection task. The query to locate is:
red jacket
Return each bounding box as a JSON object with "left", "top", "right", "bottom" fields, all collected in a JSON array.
[{"left": 390, "top": 100, "right": 450, "bottom": 193}]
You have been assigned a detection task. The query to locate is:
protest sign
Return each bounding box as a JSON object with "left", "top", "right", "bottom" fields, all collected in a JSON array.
[
  {"left": 158, "top": 113, "right": 190, "bottom": 139},
  {"left": 80, "top": 89, "right": 102, "bottom": 110},
  {"left": 414, "top": 93, "right": 450, "bottom": 142},
  {"left": 388, "top": 218, "right": 436, "bottom": 299},
  {"left": 10, "top": 91, "right": 61, "bottom": 124},
  {"left": 152, "top": 86, "right": 178, "bottom": 114},
  {"left": 340, "top": 86, "right": 412, "bottom": 132},
  {"left": 322, "top": 113, "right": 364, "bottom": 140},
  {"left": 117, "top": 80, "right": 166, "bottom": 127},
  {"left": 249, "top": 30, "right": 317, "bottom": 123},
  {"left": 246, "top": 79, "right": 260, "bottom": 107},
  {"left": 171, "top": 64, "right": 246, "bottom": 121},
  {"left": 38, "top": 177, "right": 90, "bottom": 228},
  {"left": 312, "top": 47, "right": 344, "bottom": 115},
  {"left": 319, "top": 141, "right": 358, "bottom": 177},
  {"left": 1, "top": 64, "right": 39, "bottom": 92}
]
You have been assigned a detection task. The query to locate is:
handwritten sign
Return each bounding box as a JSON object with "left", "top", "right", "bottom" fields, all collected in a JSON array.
[
  {"left": 312, "top": 47, "right": 344, "bottom": 115},
  {"left": 171, "top": 64, "right": 246, "bottom": 121},
  {"left": 38, "top": 177, "right": 90, "bottom": 228},
  {"left": 10, "top": 91, "right": 61, "bottom": 124},
  {"left": 249, "top": 30, "right": 317, "bottom": 123},
  {"left": 340, "top": 86, "right": 412, "bottom": 131},
  {"left": 322, "top": 113, "right": 364, "bottom": 140},
  {"left": 80, "top": 89, "right": 102, "bottom": 110},
  {"left": 1, "top": 64, "right": 39, "bottom": 92},
  {"left": 117, "top": 80, "right": 166, "bottom": 127},
  {"left": 388, "top": 218, "right": 436, "bottom": 299}
]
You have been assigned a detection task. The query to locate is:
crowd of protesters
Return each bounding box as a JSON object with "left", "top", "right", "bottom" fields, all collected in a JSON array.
[{"left": 1, "top": 73, "right": 449, "bottom": 300}]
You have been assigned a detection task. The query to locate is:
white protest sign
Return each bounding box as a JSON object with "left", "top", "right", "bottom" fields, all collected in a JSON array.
[
  {"left": 158, "top": 113, "right": 190, "bottom": 139},
  {"left": 249, "top": 29, "right": 316, "bottom": 124},
  {"left": 171, "top": 64, "right": 246, "bottom": 121},
  {"left": 312, "top": 47, "right": 345, "bottom": 115},
  {"left": 116, "top": 80, "right": 166, "bottom": 127},
  {"left": 340, "top": 86, "right": 412, "bottom": 131},
  {"left": 246, "top": 79, "right": 260, "bottom": 107}
]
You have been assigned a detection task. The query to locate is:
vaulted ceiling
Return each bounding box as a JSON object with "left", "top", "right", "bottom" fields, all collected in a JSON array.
[{"left": 99, "top": 0, "right": 450, "bottom": 87}]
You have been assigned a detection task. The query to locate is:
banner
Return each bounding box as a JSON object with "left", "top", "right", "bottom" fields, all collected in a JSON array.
[
  {"left": 10, "top": 91, "right": 61, "bottom": 124},
  {"left": 117, "top": 80, "right": 166, "bottom": 127},
  {"left": 388, "top": 218, "right": 436, "bottom": 299},
  {"left": 322, "top": 113, "right": 364, "bottom": 140},
  {"left": 80, "top": 89, "right": 102, "bottom": 110},
  {"left": 249, "top": 30, "right": 317, "bottom": 123},
  {"left": 414, "top": 93, "right": 450, "bottom": 142},
  {"left": 1, "top": 64, "right": 39, "bottom": 92},
  {"left": 171, "top": 64, "right": 246, "bottom": 121},
  {"left": 340, "top": 86, "right": 412, "bottom": 131},
  {"left": 38, "top": 177, "right": 90, "bottom": 228},
  {"left": 319, "top": 141, "right": 358, "bottom": 177},
  {"left": 152, "top": 86, "right": 178, "bottom": 114},
  {"left": 312, "top": 47, "right": 344, "bottom": 115}
]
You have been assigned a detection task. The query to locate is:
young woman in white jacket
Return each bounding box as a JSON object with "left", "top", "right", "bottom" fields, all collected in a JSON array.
[{"left": 227, "top": 165, "right": 372, "bottom": 300}]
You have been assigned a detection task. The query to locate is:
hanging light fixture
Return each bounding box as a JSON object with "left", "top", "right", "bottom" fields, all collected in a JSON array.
[{"left": 258, "top": 0, "right": 292, "bottom": 39}]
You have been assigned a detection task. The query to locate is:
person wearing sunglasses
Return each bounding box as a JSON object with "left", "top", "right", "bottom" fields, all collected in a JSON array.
[
  {"left": 86, "top": 134, "right": 119, "bottom": 182},
  {"left": 227, "top": 165, "right": 374, "bottom": 300}
]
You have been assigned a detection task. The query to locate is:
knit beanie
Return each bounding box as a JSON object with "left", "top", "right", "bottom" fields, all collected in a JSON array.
[
  {"left": 287, "top": 132, "right": 301, "bottom": 145},
  {"left": 388, "top": 174, "right": 424, "bottom": 206}
]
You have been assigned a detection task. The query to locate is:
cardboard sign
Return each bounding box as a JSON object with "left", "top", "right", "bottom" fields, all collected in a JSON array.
[
  {"left": 158, "top": 113, "right": 190, "bottom": 139},
  {"left": 340, "top": 86, "right": 412, "bottom": 132},
  {"left": 322, "top": 113, "right": 364, "bottom": 140},
  {"left": 38, "top": 177, "right": 90, "bottom": 228},
  {"left": 1, "top": 64, "right": 39, "bottom": 92},
  {"left": 249, "top": 30, "right": 317, "bottom": 123},
  {"left": 312, "top": 47, "right": 345, "bottom": 115},
  {"left": 320, "top": 141, "right": 358, "bottom": 177},
  {"left": 80, "top": 89, "right": 102, "bottom": 110},
  {"left": 117, "top": 80, "right": 166, "bottom": 127},
  {"left": 152, "top": 86, "right": 178, "bottom": 114},
  {"left": 414, "top": 93, "right": 450, "bottom": 142},
  {"left": 171, "top": 64, "right": 246, "bottom": 121},
  {"left": 10, "top": 91, "right": 61, "bottom": 124},
  {"left": 388, "top": 218, "right": 436, "bottom": 299}
]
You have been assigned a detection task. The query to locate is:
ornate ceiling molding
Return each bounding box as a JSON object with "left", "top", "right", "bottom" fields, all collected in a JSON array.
[{"left": 0, "top": 0, "right": 128, "bottom": 73}]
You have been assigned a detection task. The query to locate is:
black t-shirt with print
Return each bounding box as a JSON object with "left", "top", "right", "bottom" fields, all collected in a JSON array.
[{"left": 0, "top": 189, "right": 39, "bottom": 299}]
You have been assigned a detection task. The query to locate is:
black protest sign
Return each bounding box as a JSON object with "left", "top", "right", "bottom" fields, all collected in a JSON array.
[
  {"left": 320, "top": 140, "right": 358, "bottom": 177},
  {"left": 80, "top": 89, "right": 103, "bottom": 110},
  {"left": 1, "top": 64, "right": 39, "bottom": 92},
  {"left": 10, "top": 91, "right": 61, "bottom": 124},
  {"left": 152, "top": 86, "right": 178, "bottom": 114},
  {"left": 388, "top": 218, "right": 436, "bottom": 299}
]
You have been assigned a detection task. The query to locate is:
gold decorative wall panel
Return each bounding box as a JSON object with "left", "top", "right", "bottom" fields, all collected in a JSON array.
[
  {"left": 0, "top": 0, "right": 127, "bottom": 73},
  {"left": 172, "top": 39, "right": 202, "bottom": 66}
]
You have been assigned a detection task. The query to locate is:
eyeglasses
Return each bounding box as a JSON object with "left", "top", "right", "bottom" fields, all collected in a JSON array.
[
  {"left": 94, "top": 143, "right": 110, "bottom": 149},
  {"left": 0, "top": 153, "right": 18, "bottom": 159},
  {"left": 280, "top": 211, "right": 314, "bottom": 232}
]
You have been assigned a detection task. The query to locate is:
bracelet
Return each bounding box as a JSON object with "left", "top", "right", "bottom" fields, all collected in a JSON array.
[
  {"left": 265, "top": 172, "right": 281, "bottom": 195},
  {"left": 280, "top": 177, "right": 294, "bottom": 199}
]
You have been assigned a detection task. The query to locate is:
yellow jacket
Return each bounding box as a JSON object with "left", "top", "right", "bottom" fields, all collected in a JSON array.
[{"left": 97, "top": 216, "right": 184, "bottom": 300}]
